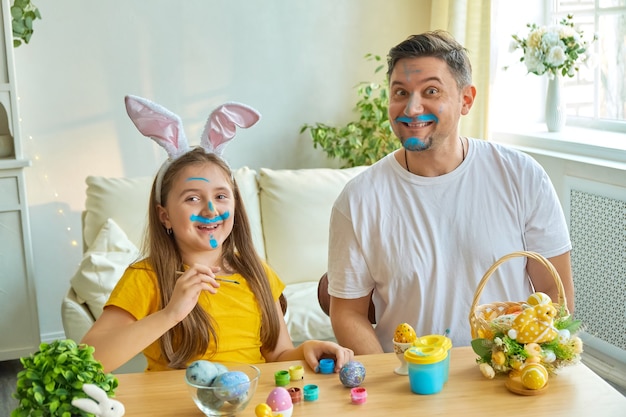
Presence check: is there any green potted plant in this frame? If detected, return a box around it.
[300,54,399,168]
[12,339,119,417]
[11,0,42,47]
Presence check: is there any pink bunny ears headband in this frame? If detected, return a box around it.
[124,95,261,204]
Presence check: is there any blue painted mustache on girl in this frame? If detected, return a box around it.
[395,114,439,124]
[190,212,231,224]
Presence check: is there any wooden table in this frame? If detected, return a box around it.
[114,347,625,416]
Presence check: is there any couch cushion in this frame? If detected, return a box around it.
[258,166,368,285]
[61,287,98,342]
[232,166,265,259]
[82,167,263,256]
[71,218,140,319]
[84,176,152,250]
[283,282,336,343]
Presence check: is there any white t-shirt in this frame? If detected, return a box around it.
[327,138,571,350]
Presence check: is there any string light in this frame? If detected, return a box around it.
[22,110,82,254]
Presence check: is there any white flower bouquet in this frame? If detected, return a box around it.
[510,14,596,78]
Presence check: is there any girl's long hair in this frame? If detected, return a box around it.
[142,147,281,368]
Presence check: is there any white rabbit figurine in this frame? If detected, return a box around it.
[71,383,125,417]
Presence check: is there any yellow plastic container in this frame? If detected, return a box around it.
[404,346,448,395]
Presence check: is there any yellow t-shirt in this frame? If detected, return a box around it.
[105,259,285,371]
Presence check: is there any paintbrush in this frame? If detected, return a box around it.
[175,270,240,284]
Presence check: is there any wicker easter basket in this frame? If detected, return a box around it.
[468,251,568,340]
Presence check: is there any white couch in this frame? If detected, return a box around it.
[61,165,367,373]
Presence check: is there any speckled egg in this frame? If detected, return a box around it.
[213,362,229,376]
[339,361,366,388]
[186,360,219,386]
[197,387,225,409]
[393,323,417,343]
[266,387,293,417]
[213,371,251,401]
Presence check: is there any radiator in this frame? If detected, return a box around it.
[564,176,626,391]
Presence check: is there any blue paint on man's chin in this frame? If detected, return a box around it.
[403,137,428,151]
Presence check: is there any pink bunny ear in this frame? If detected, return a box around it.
[125,95,189,159]
[200,102,261,156]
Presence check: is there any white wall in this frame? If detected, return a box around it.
[13,0,430,341]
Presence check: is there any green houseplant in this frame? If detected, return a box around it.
[11,0,42,47]
[300,54,399,168]
[12,339,119,417]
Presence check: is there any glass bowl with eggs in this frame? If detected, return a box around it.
[185,360,260,417]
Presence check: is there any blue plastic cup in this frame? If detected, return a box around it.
[414,334,453,382]
[404,346,448,395]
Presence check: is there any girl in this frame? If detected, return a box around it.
[81,96,353,373]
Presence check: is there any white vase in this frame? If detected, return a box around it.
[545,76,566,132]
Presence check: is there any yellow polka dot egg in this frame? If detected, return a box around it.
[521,363,549,390]
[393,323,417,343]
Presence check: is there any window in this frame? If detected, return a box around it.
[552,0,626,131]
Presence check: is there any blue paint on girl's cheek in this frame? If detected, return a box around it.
[209,234,218,249]
[190,211,231,223]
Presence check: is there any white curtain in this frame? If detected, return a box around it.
[429,0,491,139]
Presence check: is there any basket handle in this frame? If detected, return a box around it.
[469,251,568,319]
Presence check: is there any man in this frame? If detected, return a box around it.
[327,31,574,354]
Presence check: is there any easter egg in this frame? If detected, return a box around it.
[521,363,548,390]
[558,329,571,343]
[212,371,251,401]
[213,362,229,376]
[393,323,417,343]
[339,361,366,388]
[197,388,225,409]
[527,292,552,306]
[266,387,293,417]
[186,360,219,386]
[543,349,556,363]
[255,403,273,417]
